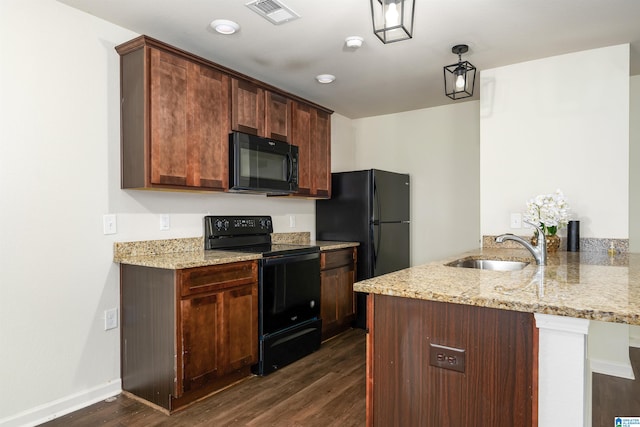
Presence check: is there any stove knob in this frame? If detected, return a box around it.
[215,219,230,231]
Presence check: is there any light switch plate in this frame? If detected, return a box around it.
[105,308,118,330]
[510,213,522,228]
[159,214,170,231]
[103,214,117,235]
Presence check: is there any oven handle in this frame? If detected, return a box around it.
[260,251,319,266]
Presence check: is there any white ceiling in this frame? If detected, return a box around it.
[58,0,640,119]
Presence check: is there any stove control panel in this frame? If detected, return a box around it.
[204,215,274,239]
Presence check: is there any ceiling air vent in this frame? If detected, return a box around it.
[246,0,300,25]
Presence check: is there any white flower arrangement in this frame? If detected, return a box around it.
[523,189,570,236]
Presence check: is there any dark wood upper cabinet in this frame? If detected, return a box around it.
[231,79,291,142]
[117,35,331,194]
[291,101,331,198]
[311,109,331,198]
[118,39,230,191]
[150,49,230,189]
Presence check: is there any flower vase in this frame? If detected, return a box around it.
[531,234,561,252]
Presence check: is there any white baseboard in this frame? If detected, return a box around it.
[590,358,636,380]
[0,380,121,427]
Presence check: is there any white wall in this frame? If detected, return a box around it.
[352,102,481,265]
[480,45,630,238]
[630,75,640,251]
[330,113,357,172]
[0,1,341,424]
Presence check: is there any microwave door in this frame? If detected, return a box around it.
[230,132,297,193]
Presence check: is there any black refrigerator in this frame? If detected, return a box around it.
[315,169,410,328]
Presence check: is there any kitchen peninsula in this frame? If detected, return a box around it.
[356,247,640,426]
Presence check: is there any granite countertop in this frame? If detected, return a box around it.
[354,248,640,326]
[314,240,360,251]
[113,235,358,269]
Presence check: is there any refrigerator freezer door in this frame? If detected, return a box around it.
[373,222,410,276]
[372,170,410,223]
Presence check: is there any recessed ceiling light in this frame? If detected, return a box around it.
[315,74,336,84]
[345,36,364,49]
[210,19,240,35]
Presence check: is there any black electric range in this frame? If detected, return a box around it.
[204,215,319,256]
[203,215,322,375]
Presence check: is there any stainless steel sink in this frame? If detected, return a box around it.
[445,258,530,271]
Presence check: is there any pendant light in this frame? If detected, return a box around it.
[444,44,476,100]
[370,0,415,44]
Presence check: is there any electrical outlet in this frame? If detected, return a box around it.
[159,214,170,231]
[105,308,118,330]
[289,214,296,228]
[510,213,522,228]
[429,343,466,373]
[103,214,117,235]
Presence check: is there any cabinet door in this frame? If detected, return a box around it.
[264,91,291,142]
[231,78,265,137]
[222,283,259,373]
[189,63,230,189]
[150,48,189,186]
[336,264,355,324]
[320,269,339,339]
[320,248,356,340]
[231,79,291,142]
[291,101,331,198]
[181,292,222,393]
[291,102,313,196]
[311,109,331,197]
[150,48,229,190]
[321,265,356,340]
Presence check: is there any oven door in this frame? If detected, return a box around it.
[259,252,320,336]
[229,131,299,193]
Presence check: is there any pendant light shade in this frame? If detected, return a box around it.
[370,0,415,44]
[444,44,476,100]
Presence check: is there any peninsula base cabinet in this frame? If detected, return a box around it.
[366,294,537,426]
[320,247,357,341]
[120,260,258,413]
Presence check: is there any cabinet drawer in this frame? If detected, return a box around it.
[321,248,355,270]
[179,261,258,296]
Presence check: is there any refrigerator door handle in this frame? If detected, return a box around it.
[374,178,382,224]
[372,179,382,271]
[370,226,378,272]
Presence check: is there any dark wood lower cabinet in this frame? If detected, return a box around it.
[366,294,537,426]
[121,261,258,413]
[320,247,357,341]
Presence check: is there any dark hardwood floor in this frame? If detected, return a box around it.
[42,328,366,427]
[592,346,640,426]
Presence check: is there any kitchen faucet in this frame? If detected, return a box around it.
[495,221,547,266]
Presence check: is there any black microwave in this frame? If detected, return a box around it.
[229,132,299,194]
